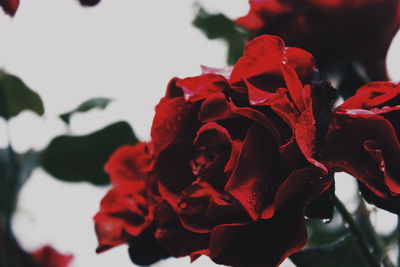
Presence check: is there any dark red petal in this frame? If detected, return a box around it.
[244,79,279,105]
[339,82,400,110]
[230,35,285,85]
[94,190,151,252]
[192,123,233,188]
[225,123,287,220]
[154,201,209,257]
[274,67,327,172]
[281,64,307,112]
[261,168,332,219]
[364,140,400,194]
[207,207,307,267]
[176,180,247,234]
[198,92,282,142]
[198,92,237,123]
[323,111,400,198]
[284,47,315,83]
[194,122,231,149]
[128,228,170,266]
[165,77,184,99]
[0,0,19,16]
[151,97,195,157]
[104,143,150,194]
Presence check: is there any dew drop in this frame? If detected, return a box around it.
[322,218,332,224]
[379,163,385,172]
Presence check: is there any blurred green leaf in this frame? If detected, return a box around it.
[60,97,112,125]
[0,70,44,120]
[307,216,347,247]
[0,148,40,220]
[291,234,369,267]
[193,8,247,65]
[40,121,137,185]
[16,150,41,189]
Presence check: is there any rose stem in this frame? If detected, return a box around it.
[333,195,380,267]
[397,216,400,267]
[354,198,394,267]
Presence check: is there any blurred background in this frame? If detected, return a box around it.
[0,0,399,266]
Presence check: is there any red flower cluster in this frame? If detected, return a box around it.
[31,245,73,267]
[236,0,400,80]
[94,35,340,266]
[94,32,400,266]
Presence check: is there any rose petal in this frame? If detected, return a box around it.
[225,123,287,220]
[207,206,307,267]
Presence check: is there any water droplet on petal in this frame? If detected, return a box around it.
[322,218,332,224]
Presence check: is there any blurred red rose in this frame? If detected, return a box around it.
[0,0,18,16]
[94,35,337,267]
[31,246,73,267]
[78,0,101,7]
[0,0,100,16]
[236,0,400,81]
[323,82,400,213]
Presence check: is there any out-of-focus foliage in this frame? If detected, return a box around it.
[291,234,369,267]
[41,121,137,185]
[0,70,44,120]
[60,97,112,125]
[193,7,247,65]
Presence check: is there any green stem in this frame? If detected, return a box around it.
[354,199,395,267]
[397,216,400,267]
[333,195,380,267]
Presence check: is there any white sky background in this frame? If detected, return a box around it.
[0,0,399,266]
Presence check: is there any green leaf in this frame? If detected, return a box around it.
[0,70,44,120]
[291,234,370,267]
[193,8,247,65]
[40,121,138,185]
[60,97,112,124]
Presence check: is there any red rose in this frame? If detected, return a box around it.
[323,82,400,213]
[149,35,334,267]
[236,0,400,81]
[31,246,73,267]
[0,0,19,16]
[95,35,336,267]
